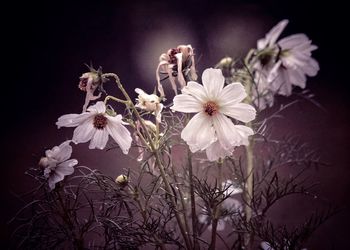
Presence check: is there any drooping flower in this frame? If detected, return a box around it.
[156,44,198,97]
[39,140,77,190]
[78,72,104,112]
[135,88,163,123]
[56,101,132,153]
[253,19,319,100]
[171,68,256,161]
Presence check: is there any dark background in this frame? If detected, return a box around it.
[3,0,349,249]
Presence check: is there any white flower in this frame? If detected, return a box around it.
[260,241,307,250]
[252,70,275,110]
[171,68,256,161]
[78,72,102,112]
[56,101,132,153]
[222,179,243,196]
[39,140,77,190]
[135,88,163,122]
[254,19,319,98]
[198,198,243,231]
[156,44,198,97]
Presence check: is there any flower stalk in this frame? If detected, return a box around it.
[104,73,192,249]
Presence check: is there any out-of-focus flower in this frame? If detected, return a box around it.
[56,101,132,153]
[115,174,128,186]
[39,140,77,190]
[253,19,319,102]
[260,241,307,250]
[156,44,197,97]
[198,179,243,231]
[135,88,163,123]
[222,179,243,196]
[171,68,256,161]
[79,72,103,112]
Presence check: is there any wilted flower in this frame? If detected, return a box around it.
[39,140,77,190]
[135,88,163,123]
[253,19,319,100]
[171,68,256,161]
[79,71,103,112]
[56,101,132,153]
[156,44,197,97]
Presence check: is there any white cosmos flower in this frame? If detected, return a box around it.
[56,101,132,153]
[39,140,77,190]
[254,19,319,98]
[171,68,256,161]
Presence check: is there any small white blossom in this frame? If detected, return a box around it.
[39,140,77,190]
[171,68,256,161]
[56,101,132,153]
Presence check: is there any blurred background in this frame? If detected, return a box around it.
[3,0,349,248]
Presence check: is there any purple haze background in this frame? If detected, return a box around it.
[2,0,349,249]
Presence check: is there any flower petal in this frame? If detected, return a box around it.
[89,128,109,150]
[202,68,225,99]
[106,115,132,154]
[212,114,253,149]
[257,19,289,49]
[171,93,203,113]
[218,82,247,106]
[56,113,92,128]
[181,81,208,103]
[181,112,216,152]
[205,141,233,161]
[52,140,73,162]
[220,103,256,123]
[72,118,95,144]
[87,101,106,114]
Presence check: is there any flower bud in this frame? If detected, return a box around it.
[115,174,128,186]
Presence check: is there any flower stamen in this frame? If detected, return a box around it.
[93,114,108,129]
[203,101,218,116]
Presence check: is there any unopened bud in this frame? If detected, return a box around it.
[115,174,128,186]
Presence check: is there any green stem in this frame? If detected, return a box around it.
[209,159,223,250]
[104,73,192,250]
[188,148,199,250]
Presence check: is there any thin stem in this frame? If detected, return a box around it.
[209,159,223,250]
[188,148,199,250]
[244,136,254,249]
[104,73,192,250]
[103,95,128,105]
[242,53,256,249]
